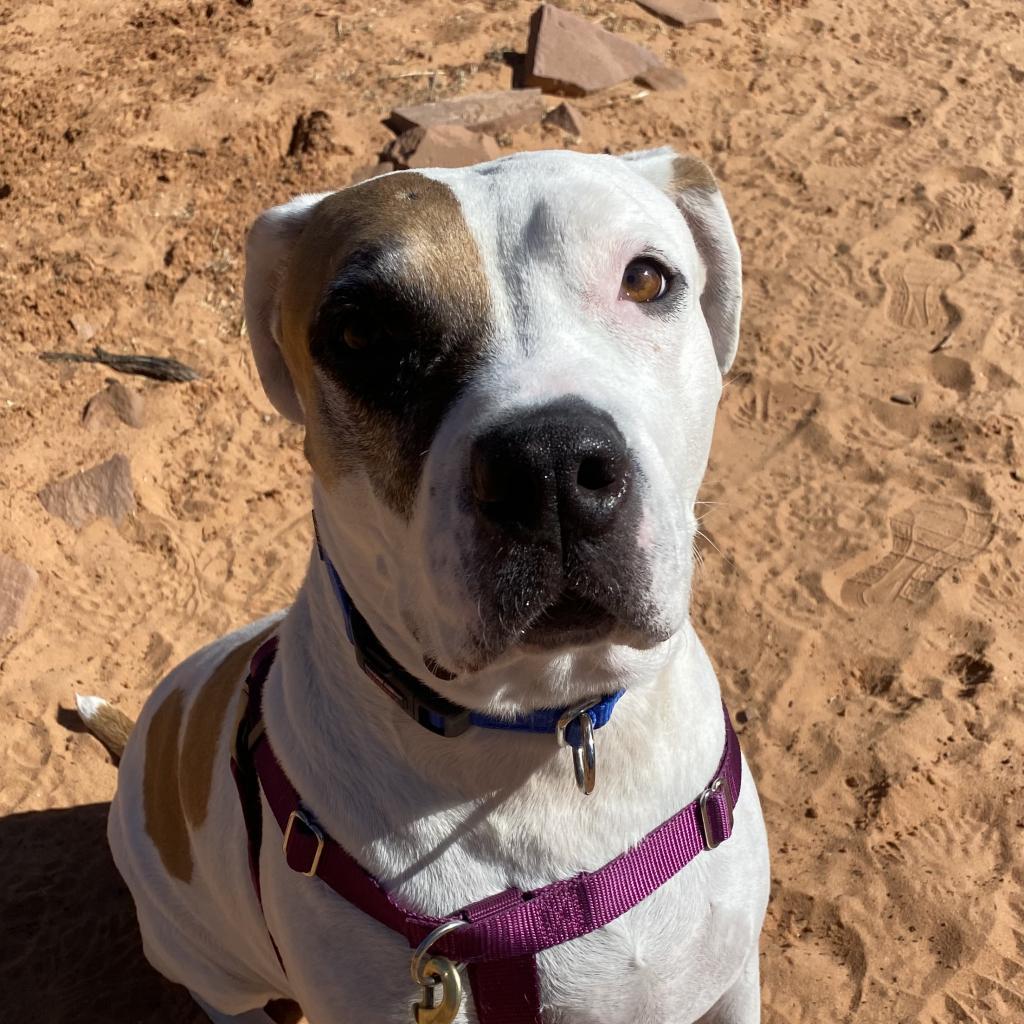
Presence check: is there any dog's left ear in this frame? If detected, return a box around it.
[243,192,332,424]
[621,148,742,375]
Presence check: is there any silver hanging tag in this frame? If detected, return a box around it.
[556,699,600,795]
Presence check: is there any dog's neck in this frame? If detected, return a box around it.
[260,496,728,900]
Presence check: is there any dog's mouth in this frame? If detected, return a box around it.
[440,578,667,674]
[519,588,616,650]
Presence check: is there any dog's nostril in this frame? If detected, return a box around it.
[471,450,513,507]
[471,447,538,530]
[577,455,618,492]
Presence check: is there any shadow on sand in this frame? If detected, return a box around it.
[0,801,205,1023]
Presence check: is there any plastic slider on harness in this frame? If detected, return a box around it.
[699,775,735,850]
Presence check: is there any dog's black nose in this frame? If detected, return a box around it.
[470,398,632,545]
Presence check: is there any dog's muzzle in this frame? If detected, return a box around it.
[467,397,652,650]
[470,397,633,545]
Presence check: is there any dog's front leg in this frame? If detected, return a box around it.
[695,945,761,1024]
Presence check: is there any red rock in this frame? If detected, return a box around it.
[634,0,723,28]
[525,4,661,97]
[0,555,38,636]
[287,110,333,157]
[83,380,145,429]
[38,454,135,529]
[350,161,396,185]
[543,102,586,136]
[385,126,501,171]
[635,65,688,92]
[388,89,546,135]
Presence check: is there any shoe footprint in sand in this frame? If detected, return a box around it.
[881,257,960,335]
[840,498,993,607]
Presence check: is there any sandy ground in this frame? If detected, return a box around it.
[2,0,1023,1021]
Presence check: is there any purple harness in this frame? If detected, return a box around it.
[232,636,742,1022]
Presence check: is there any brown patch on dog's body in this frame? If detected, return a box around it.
[181,624,277,828]
[277,172,493,514]
[144,626,277,880]
[143,688,192,882]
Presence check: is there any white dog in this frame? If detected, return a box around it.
[80,147,769,1024]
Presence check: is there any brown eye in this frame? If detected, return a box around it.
[620,259,668,303]
[343,322,371,350]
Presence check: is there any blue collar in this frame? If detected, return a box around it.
[312,516,625,753]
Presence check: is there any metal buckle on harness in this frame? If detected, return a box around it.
[699,776,734,850]
[410,920,467,1024]
[556,699,600,796]
[283,808,325,877]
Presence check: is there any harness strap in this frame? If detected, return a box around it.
[234,636,742,1022]
[467,958,542,1024]
[231,637,286,970]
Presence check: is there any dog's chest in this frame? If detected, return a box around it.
[533,863,758,1024]
[266,769,766,1024]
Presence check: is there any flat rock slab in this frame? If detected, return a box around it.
[38,454,135,529]
[0,555,38,636]
[543,101,586,136]
[83,380,145,429]
[388,89,546,135]
[525,4,661,96]
[634,0,723,27]
[385,126,501,170]
[635,65,688,91]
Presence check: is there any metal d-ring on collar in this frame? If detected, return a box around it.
[556,698,600,795]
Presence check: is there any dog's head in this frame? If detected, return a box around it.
[244,148,740,707]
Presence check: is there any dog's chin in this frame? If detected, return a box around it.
[517,590,617,652]
[433,596,674,678]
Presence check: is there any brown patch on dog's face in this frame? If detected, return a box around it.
[180,625,277,829]
[143,687,192,882]
[670,155,718,193]
[277,172,492,515]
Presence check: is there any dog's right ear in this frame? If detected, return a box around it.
[243,193,331,424]
[619,148,742,375]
